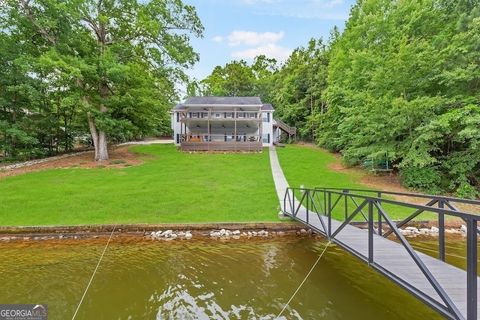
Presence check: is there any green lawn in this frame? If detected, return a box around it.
[0,144,429,226]
[276,144,365,189]
[276,145,425,221]
[0,144,279,226]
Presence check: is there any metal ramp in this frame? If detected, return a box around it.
[282,187,480,320]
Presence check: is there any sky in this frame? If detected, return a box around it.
[184,0,356,81]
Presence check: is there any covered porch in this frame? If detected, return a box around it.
[179,119,263,151]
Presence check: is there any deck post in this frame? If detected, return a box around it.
[292,189,297,216]
[377,191,382,236]
[466,218,477,320]
[343,189,348,220]
[327,192,332,238]
[438,199,445,261]
[306,190,309,224]
[368,200,374,264]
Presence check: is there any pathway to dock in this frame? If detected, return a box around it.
[268,146,479,320]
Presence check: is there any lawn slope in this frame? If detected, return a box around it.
[0,144,278,226]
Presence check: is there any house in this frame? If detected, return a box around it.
[171,96,295,151]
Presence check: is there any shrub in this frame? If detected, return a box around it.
[455,182,478,200]
[400,166,442,194]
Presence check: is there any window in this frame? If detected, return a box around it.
[176,112,179,122]
[176,134,180,144]
[262,133,270,143]
[262,112,270,122]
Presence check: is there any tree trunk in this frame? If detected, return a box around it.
[87,113,108,161]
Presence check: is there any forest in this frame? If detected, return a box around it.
[1,0,479,197]
[199,0,480,198]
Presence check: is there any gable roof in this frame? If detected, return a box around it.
[173,96,274,111]
[185,96,262,105]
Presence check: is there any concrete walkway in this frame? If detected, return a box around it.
[269,147,291,211]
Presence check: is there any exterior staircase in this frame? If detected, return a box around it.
[274,118,296,137]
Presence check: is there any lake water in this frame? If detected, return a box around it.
[0,236,453,319]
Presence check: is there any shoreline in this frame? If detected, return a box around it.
[0,220,468,242]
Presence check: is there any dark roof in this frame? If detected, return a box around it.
[173,97,275,111]
[185,96,262,105]
[261,103,274,111]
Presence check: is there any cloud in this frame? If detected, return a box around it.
[212,36,224,42]
[232,43,292,61]
[227,31,285,46]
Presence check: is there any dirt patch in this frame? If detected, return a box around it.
[0,146,145,179]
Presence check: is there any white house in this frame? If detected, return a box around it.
[171,96,294,152]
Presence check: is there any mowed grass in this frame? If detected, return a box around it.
[276,145,426,221]
[0,144,279,226]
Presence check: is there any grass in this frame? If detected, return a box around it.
[0,144,278,226]
[0,143,433,226]
[276,145,428,221]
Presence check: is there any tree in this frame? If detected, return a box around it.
[318,0,480,196]
[3,0,203,161]
[270,38,330,140]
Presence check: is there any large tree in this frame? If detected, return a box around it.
[319,0,480,197]
[2,0,203,160]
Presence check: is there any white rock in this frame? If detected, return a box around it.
[225,230,232,236]
[430,226,439,233]
[460,225,467,233]
[170,233,177,239]
[247,231,252,237]
[155,231,163,238]
[419,228,430,235]
[233,235,240,240]
[233,230,241,235]
[162,230,173,237]
[185,232,192,239]
[252,231,258,236]
[178,231,185,237]
[219,229,226,236]
[300,229,307,234]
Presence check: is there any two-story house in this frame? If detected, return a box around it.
[171,96,282,151]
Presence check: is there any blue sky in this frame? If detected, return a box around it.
[185,0,356,81]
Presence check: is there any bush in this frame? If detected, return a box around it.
[400,166,442,194]
[455,182,478,200]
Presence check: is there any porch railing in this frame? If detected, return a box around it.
[180,134,262,143]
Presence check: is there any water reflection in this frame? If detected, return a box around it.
[0,237,443,319]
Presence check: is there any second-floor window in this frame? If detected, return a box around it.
[263,112,270,123]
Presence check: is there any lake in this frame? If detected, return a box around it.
[0,236,454,319]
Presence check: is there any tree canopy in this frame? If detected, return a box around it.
[0,0,203,161]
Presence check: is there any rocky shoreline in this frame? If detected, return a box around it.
[399,225,468,237]
[0,222,471,242]
[148,228,314,241]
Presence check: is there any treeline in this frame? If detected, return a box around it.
[0,0,202,161]
[200,0,480,198]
